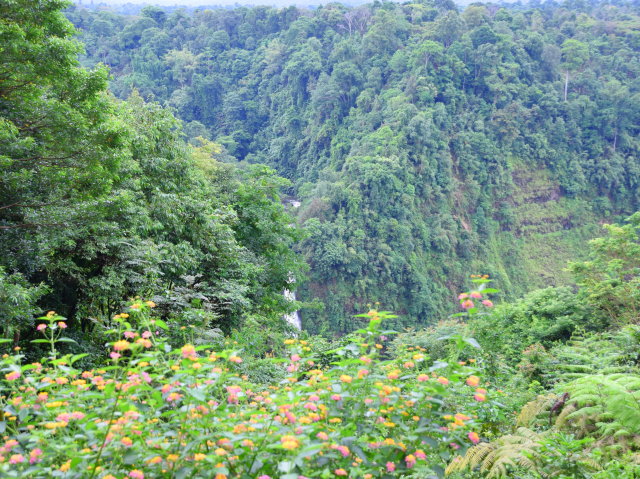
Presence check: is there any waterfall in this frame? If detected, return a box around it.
[283,279,301,330]
[283,198,302,330]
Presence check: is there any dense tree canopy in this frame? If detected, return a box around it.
[66,0,640,333]
[2,2,640,477]
[0,0,305,356]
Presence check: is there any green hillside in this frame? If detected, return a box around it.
[65,0,640,333]
[2,2,640,478]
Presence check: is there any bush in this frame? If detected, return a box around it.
[469,287,592,365]
[392,319,469,365]
[0,267,48,354]
[0,304,499,478]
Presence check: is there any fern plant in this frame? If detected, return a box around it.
[446,393,562,478]
[561,373,640,452]
[516,393,558,429]
[446,427,545,478]
[543,328,640,384]
[448,373,640,477]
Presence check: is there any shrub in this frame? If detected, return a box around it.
[0,304,498,478]
[0,268,48,354]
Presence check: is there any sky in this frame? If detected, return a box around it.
[73,0,367,5]
[72,0,499,9]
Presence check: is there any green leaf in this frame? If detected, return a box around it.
[431,465,446,478]
[175,467,192,479]
[464,338,481,349]
[480,287,500,293]
[351,445,368,463]
[295,444,322,461]
[429,361,449,371]
[187,387,206,402]
[70,353,89,364]
[154,319,169,331]
[249,458,264,474]
[278,461,294,473]
[123,451,138,464]
[18,408,29,421]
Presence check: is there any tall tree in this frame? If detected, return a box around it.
[0,0,124,267]
[561,39,589,101]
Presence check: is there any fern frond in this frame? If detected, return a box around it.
[567,405,602,419]
[560,373,640,446]
[446,442,494,474]
[447,428,543,478]
[467,442,494,467]
[554,403,576,428]
[581,458,603,471]
[517,394,557,427]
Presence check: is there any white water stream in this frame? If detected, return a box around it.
[283,277,302,330]
[283,198,302,330]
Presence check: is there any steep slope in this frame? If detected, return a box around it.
[0,0,305,355]
[66,0,640,333]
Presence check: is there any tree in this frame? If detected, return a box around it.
[415,39,444,71]
[340,5,372,35]
[432,10,464,47]
[560,39,588,101]
[569,213,640,326]
[64,0,640,335]
[0,0,123,243]
[141,5,166,26]
[1,1,308,352]
[0,268,48,349]
[164,48,199,87]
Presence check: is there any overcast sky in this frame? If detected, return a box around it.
[72,0,489,8]
[73,0,365,5]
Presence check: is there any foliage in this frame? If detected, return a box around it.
[444,250,640,478]
[531,433,601,479]
[569,212,640,327]
[3,1,640,476]
[0,306,497,478]
[449,371,640,478]
[393,275,498,364]
[561,374,640,451]
[66,0,640,332]
[541,328,640,385]
[0,0,123,235]
[469,287,594,365]
[392,319,468,365]
[0,0,307,357]
[0,268,48,348]
[592,460,640,478]
[446,427,544,478]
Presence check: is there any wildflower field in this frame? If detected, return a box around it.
[0,295,496,478]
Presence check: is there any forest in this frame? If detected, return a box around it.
[65,0,640,332]
[63,1,640,334]
[0,0,639,477]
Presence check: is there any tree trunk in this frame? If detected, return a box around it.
[564,70,569,102]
